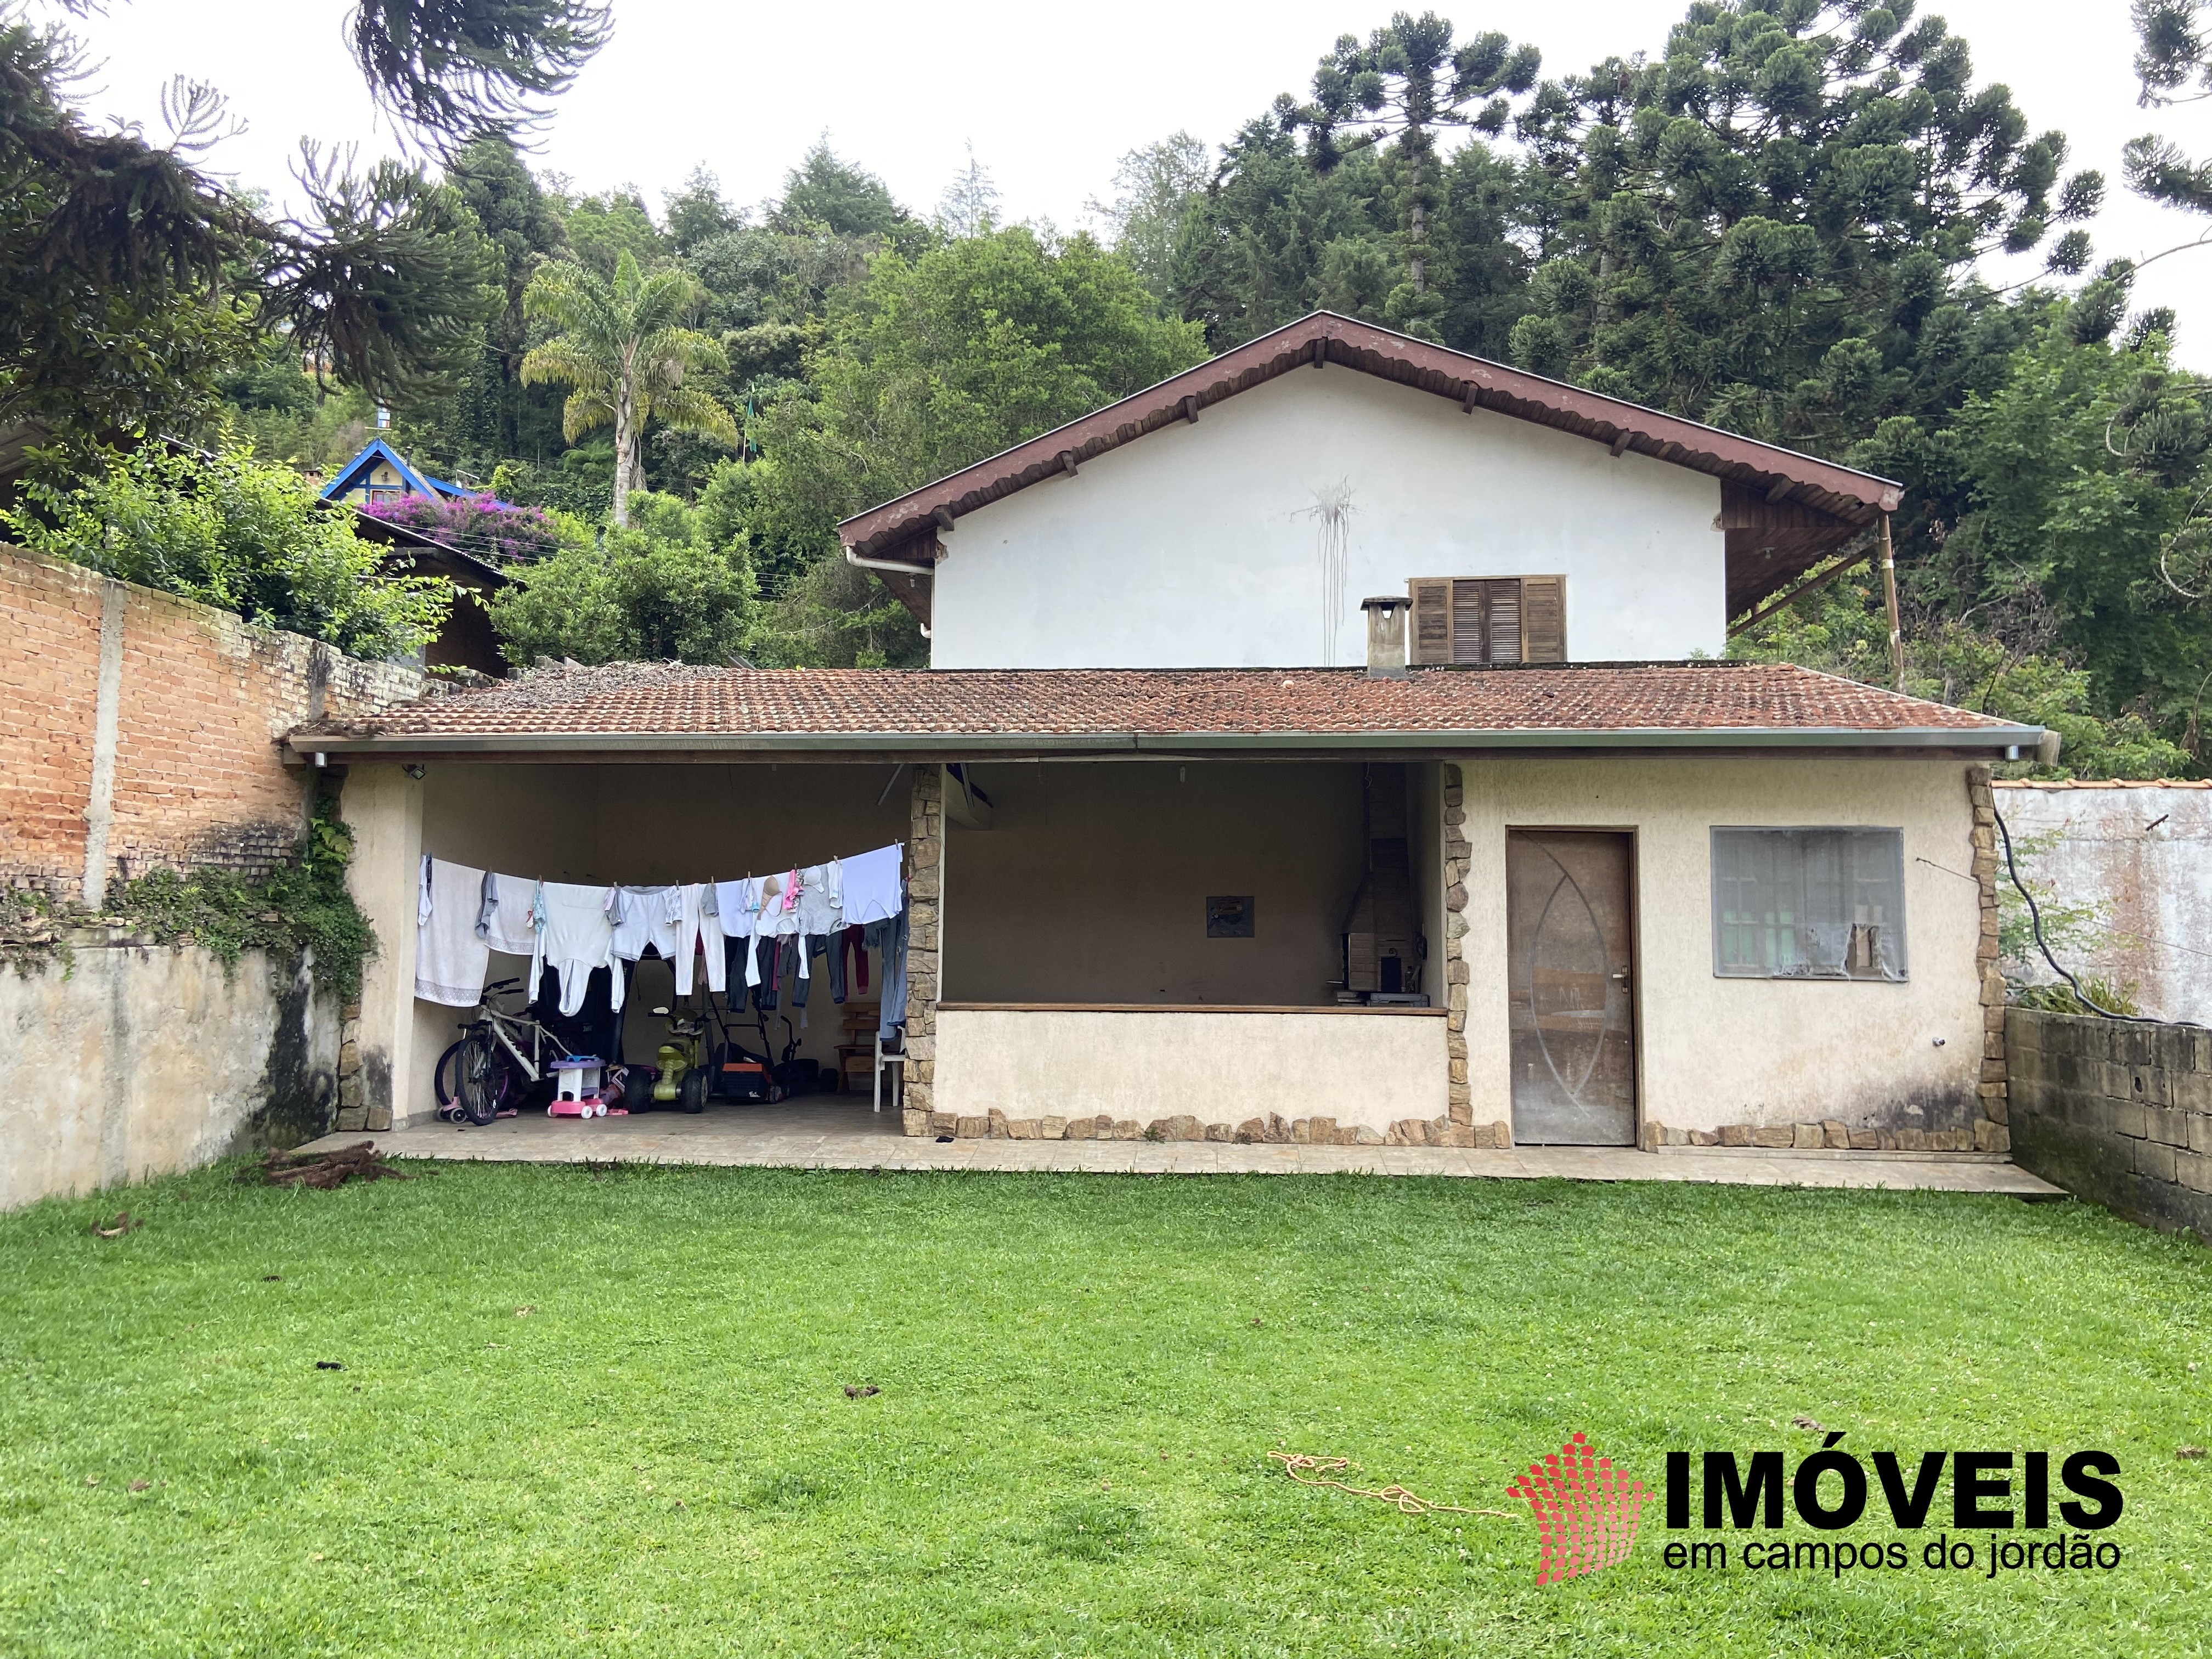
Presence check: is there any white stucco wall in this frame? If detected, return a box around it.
[1455,755,1987,1137]
[927,365,1726,669]
[934,1007,1447,1132]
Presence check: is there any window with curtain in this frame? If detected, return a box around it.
[1711,827,1908,981]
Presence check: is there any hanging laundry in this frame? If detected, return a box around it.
[830,923,868,1004]
[535,882,623,1018]
[750,935,780,1010]
[779,934,811,1025]
[676,882,726,997]
[758,868,803,937]
[793,861,841,981]
[713,876,758,940]
[416,856,492,1007]
[840,844,903,926]
[798,860,843,929]
[865,907,910,1042]
[477,874,541,956]
[611,885,683,964]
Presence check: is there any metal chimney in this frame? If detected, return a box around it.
[1360,595,1410,679]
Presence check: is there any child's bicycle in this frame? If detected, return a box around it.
[435,978,562,1125]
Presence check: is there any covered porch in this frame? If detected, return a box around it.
[335,747,1459,1142]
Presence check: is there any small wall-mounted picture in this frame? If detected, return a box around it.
[1206,895,1255,938]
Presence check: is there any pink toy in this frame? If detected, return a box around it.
[549,1056,608,1116]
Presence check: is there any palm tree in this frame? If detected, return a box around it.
[520,250,737,525]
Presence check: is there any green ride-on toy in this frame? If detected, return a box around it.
[648,1000,713,1113]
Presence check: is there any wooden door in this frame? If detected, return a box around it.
[1506,831,1637,1146]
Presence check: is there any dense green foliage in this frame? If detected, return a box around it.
[8,1,2209,770]
[486,484,755,665]
[2,441,449,659]
[740,225,1207,665]
[3,1161,2208,1655]
[520,250,736,524]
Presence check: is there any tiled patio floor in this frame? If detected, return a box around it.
[298,1103,2065,1195]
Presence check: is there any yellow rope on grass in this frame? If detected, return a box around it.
[1267,1451,1520,1518]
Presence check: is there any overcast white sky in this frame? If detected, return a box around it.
[56,0,2212,365]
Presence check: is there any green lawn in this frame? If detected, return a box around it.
[1,1162,2207,1657]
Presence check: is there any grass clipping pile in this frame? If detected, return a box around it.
[240,1141,411,1190]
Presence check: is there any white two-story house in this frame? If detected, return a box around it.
[301,314,2043,1154]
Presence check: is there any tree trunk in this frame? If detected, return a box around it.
[611,363,638,528]
[1409,201,1426,295]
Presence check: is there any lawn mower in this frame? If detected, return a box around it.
[633,992,779,1111]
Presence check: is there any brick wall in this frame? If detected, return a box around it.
[2007,1007,2212,1238]
[1,546,426,898]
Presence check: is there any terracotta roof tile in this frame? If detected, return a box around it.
[295,662,2031,754]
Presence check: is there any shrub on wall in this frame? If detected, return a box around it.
[4,441,450,659]
[357,490,584,564]
[0,797,376,1000]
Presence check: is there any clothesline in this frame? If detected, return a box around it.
[415,843,909,1039]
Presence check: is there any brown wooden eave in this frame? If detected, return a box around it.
[839,313,1900,623]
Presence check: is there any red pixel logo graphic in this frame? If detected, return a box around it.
[1509,1432,1651,1584]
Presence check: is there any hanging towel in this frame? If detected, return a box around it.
[415,857,492,1007]
[611,884,684,963]
[478,873,541,955]
[840,844,903,926]
[535,882,623,1018]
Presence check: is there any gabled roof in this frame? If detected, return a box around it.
[837,312,1903,620]
[286,661,2034,761]
[319,437,469,503]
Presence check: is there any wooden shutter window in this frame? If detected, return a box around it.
[1520,574,1565,662]
[1406,575,1567,664]
[1482,579,1520,663]
[1408,579,1452,665]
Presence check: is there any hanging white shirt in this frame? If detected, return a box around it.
[839,844,904,926]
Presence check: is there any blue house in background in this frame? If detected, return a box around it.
[318,438,473,507]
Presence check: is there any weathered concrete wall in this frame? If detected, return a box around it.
[2007,1007,2212,1239]
[930,1007,1451,1142]
[1992,780,2212,1025]
[0,940,341,1209]
[0,545,424,902]
[1452,753,1993,1145]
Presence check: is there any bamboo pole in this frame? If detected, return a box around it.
[1726,542,1872,639]
[1878,514,1904,690]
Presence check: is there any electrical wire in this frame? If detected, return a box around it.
[1991,799,2161,1025]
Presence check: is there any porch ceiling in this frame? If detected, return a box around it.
[286,661,2040,761]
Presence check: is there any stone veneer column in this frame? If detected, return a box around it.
[1441,763,1480,1135]
[1967,764,2011,1152]
[899,764,944,1136]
